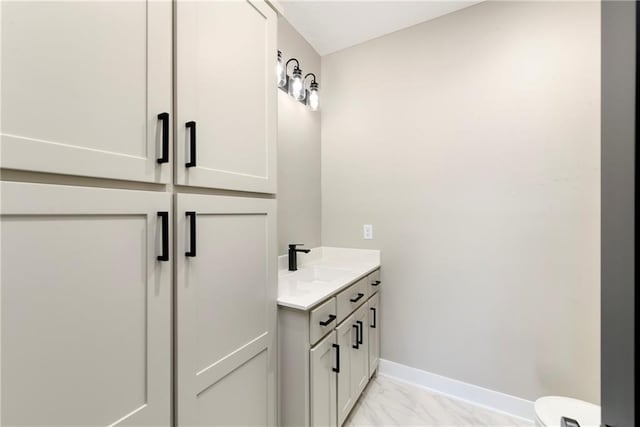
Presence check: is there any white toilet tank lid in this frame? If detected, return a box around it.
[534,396,600,427]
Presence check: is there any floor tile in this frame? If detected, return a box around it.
[344,375,534,427]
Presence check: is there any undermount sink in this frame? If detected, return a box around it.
[288,266,351,283]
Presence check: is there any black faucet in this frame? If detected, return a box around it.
[288,244,311,271]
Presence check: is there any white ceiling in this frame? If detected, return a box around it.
[279,1,484,56]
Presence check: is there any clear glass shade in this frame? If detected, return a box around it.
[277,57,286,88]
[308,88,319,111]
[289,73,305,101]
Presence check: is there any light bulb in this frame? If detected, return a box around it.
[292,77,304,100]
[289,67,305,101]
[308,85,319,111]
[277,51,286,87]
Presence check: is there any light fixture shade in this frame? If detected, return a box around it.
[277,51,287,88]
[308,82,319,111]
[289,67,305,101]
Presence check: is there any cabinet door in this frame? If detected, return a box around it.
[0,182,171,426]
[175,0,277,193]
[368,293,381,377]
[336,313,356,426]
[0,1,172,183]
[310,331,338,427]
[176,194,277,426]
[351,304,369,398]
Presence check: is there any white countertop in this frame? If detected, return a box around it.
[277,247,381,311]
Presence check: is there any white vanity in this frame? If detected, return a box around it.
[278,247,381,427]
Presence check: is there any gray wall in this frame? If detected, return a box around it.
[601,1,635,425]
[321,1,601,402]
[277,18,322,255]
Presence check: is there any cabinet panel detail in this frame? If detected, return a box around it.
[310,332,338,427]
[175,0,277,193]
[0,182,172,426]
[0,1,172,182]
[176,194,277,426]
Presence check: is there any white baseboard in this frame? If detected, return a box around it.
[378,359,535,422]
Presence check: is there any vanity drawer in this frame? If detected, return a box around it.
[369,269,381,296]
[336,277,368,323]
[309,297,337,345]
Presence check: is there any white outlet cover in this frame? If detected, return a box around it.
[363,224,373,240]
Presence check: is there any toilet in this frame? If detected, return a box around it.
[534,396,601,427]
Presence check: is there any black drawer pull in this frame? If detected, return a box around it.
[157,211,169,261]
[352,324,360,349]
[332,343,340,373]
[372,280,381,286]
[319,314,336,326]
[185,121,197,168]
[370,307,377,328]
[185,211,197,257]
[357,320,364,344]
[350,293,365,303]
[157,112,169,164]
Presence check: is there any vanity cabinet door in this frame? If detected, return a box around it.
[0,1,172,183]
[336,313,356,426]
[351,304,370,398]
[1,182,172,426]
[368,293,381,377]
[310,331,338,427]
[175,0,277,193]
[175,194,277,426]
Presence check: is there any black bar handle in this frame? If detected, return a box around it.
[185,211,197,257]
[319,314,336,327]
[350,293,365,303]
[372,280,381,286]
[357,320,364,344]
[370,307,377,328]
[185,121,197,168]
[157,112,169,164]
[332,343,340,373]
[352,324,360,349]
[157,211,169,261]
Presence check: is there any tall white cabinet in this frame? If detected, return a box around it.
[175,0,277,193]
[0,182,172,426]
[0,1,172,183]
[175,194,277,426]
[1,0,278,425]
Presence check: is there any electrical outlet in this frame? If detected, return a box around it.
[363,224,373,240]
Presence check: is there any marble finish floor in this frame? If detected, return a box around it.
[344,375,534,427]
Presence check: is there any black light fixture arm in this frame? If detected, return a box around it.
[304,73,317,84]
[285,58,300,72]
[304,73,319,93]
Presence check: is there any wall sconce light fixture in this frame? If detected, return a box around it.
[277,51,319,111]
[277,50,287,88]
[288,59,305,101]
[305,73,319,111]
